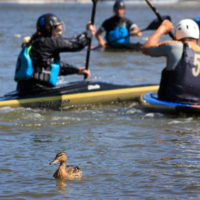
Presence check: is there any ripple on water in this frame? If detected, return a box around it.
[1,3,200,200]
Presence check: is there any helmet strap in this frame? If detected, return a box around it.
[49,21,53,37]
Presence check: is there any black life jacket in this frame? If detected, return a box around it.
[158,42,200,104]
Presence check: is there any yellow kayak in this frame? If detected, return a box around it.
[0,80,159,109]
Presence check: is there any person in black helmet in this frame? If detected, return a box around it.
[15,13,96,91]
[95,0,142,47]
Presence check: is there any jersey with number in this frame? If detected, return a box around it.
[100,15,137,44]
[150,41,200,103]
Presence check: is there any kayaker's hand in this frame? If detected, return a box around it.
[86,22,96,35]
[159,20,173,35]
[95,29,105,47]
[131,27,142,37]
[78,67,91,78]
[99,38,105,47]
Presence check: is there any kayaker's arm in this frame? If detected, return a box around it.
[47,22,95,53]
[131,26,142,37]
[59,62,79,75]
[77,67,91,78]
[56,30,93,52]
[142,19,173,55]
[95,29,105,47]
[59,62,91,78]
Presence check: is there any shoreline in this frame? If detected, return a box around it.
[0,0,200,8]
[0,0,198,3]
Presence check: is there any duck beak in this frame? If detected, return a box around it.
[50,159,59,165]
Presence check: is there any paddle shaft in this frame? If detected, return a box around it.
[85,0,97,79]
[145,0,175,40]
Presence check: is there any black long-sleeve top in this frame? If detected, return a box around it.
[30,30,92,75]
[17,30,92,91]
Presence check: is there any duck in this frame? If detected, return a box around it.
[50,152,82,179]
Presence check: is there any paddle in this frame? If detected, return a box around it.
[145,0,175,40]
[140,15,171,32]
[110,15,171,44]
[84,0,98,80]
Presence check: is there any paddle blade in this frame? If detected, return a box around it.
[145,15,171,30]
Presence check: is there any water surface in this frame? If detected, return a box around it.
[1,2,200,199]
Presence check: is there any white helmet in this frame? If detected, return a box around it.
[174,19,199,40]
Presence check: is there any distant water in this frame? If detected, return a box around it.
[0,0,197,4]
[1,2,200,200]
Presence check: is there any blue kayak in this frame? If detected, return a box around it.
[139,92,200,114]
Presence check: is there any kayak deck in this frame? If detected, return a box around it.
[0,81,159,109]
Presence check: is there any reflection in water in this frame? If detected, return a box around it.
[55,179,68,197]
[57,179,67,189]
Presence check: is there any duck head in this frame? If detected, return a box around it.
[50,152,68,165]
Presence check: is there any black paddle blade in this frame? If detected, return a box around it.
[145,15,171,30]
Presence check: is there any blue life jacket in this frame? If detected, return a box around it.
[14,46,60,87]
[108,26,130,44]
[47,61,60,87]
[15,46,33,81]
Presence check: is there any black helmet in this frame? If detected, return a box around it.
[36,13,63,35]
[113,0,125,10]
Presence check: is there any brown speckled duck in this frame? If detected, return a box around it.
[50,152,82,179]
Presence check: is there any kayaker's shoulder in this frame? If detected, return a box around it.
[158,40,183,46]
[188,42,200,52]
